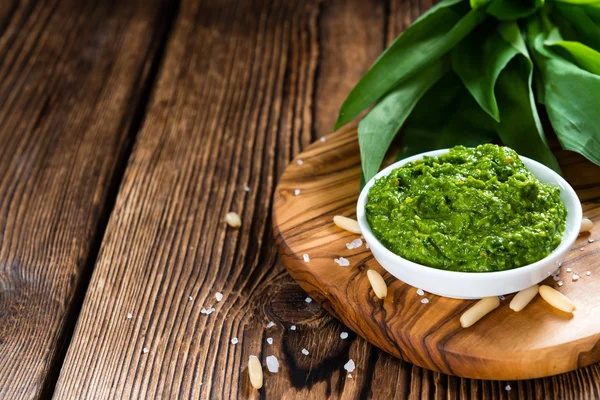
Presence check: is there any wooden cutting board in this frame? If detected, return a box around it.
[272,126,600,380]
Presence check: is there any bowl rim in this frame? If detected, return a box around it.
[356,148,582,279]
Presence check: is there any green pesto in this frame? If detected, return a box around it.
[366,144,567,272]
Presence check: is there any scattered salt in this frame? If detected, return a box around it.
[498,295,505,301]
[505,384,511,391]
[421,298,429,304]
[297,159,304,165]
[346,238,363,250]
[344,359,356,372]
[305,297,312,303]
[204,307,215,315]
[553,275,560,281]
[416,288,424,296]
[294,189,301,196]
[348,374,353,379]
[290,325,296,331]
[334,257,350,267]
[340,332,348,340]
[127,313,133,319]
[580,247,585,251]
[143,348,149,354]
[244,185,250,192]
[215,292,223,302]
[303,254,310,262]
[589,238,595,243]
[320,136,326,142]
[231,338,238,345]
[267,338,273,345]
[586,271,591,276]
[567,268,572,273]
[266,355,279,373]
[558,280,564,287]
[573,274,580,281]
[266,321,276,328]
[189,296,193,301]
[301,348,309,355]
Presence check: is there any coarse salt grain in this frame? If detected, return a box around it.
[297,159,304,165]
[340,332,348,340]
[266,355,279,373]
[558,280,564,287]
[573,274,580,281]
[344,359,356,372]
[586,271,591,276]
[553,275,560,281]
[346,238,363,250]
[127,313,133,319]
[580,247,585,251]
[416,288,424,296]
[320,136,326,142]
[589,238,595,243]
[348,374,353,378]
[303,254,310,262]
[294,189,301,196]
[305,297,312,303]
[205,307,215,315]
[498,295,505,301]
[334,257,350,267]
[143,348,149,354]
[231,338,238,345]
[505,385,511,391]
[421,298,429,304]
[215,292,223,302]
[266,321,276,328]
[244,185,250,192]
[189,296,193,301]
[290,325,296,331]
[267,338,273,345]
[567,268,572,273]
[301,348,309,355]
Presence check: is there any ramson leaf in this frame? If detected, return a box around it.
[334,1,485,130]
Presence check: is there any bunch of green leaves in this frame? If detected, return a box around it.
[334,0,600,187]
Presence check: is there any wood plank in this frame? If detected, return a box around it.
[0,0,173,398]
[54,0,600,399]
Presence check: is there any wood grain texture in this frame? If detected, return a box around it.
[0,0,172,398]
[274,126,600,380]
[50,0,600,398]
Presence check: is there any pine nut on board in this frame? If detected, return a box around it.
[460,297,500,328]
[248,355,263,389]
[509,285,539,312]
[539,285,576,313]
[333,215,362,234]
[367,269,387,299]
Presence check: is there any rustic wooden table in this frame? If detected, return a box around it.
[0,0,599,399]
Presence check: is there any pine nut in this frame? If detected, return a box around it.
[248,355,263,389]
[509,285,539,312]
[460,297,500,328]
[367,269,387,299]
[539,285,576,313]
[580,218,593,233]
[225,212,242,228]
[333,215,362,234]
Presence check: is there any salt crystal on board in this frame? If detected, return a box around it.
[320,136,326,142]
[297,159,304,165]
[302,348,309,355]
[340,332,348,340]
[586,271,591,276]
[290,325,296,331]
[344,359,356,372]
[416,288,424,296]
[143,348,149,354]
[231,338,238,345]
[305,297,312,303]
[334,257,350,267]
[294,189,301,196]
[266,355,279,373]
[189,296,193,301]
[303,254,310,262]
[215,292,223,302]
[421,298,429,304]
[244,185,250,192]
[505,385,511,391]
[267,338,273,345]
[127,313,133,319]
[266,321,276,328]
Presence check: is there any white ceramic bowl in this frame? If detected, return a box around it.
[357,149,582,299]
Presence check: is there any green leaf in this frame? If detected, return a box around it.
[527,20,600,166]
[451,22,520,121]
[545,37,600,74]
[470,0,492,8]
[547,0,600,4]
[357,59,449,185]
[334,1,485,131]
[554,4,600,50]
[486,0,542,20]
[398,72,498,159]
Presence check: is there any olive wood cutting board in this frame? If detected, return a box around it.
[272,126,600,380]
